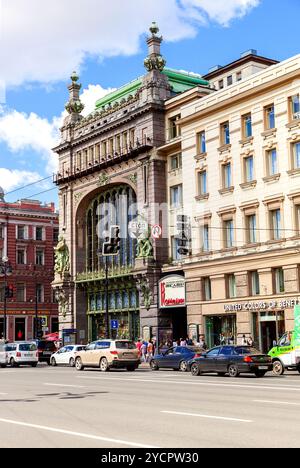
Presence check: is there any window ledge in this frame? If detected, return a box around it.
[240,180,257,189]
[195,194,209,201]
[266,238,286,245]
[243,242,261,249]
[168,168,182,176]
[218,144,231,154]
[286,120,300,129]
[194,152,207,161]
[219,247,238,254]
[261,128,277,138]
[239,136,254,146]
[219,186,234,195]
[287,168,300,177]
[263,174,281,183]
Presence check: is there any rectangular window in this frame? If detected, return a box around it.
[223,163,232,189]
[227,76,233,86]
[168,115,180,140]
[270,209,282,240]
[36,284,44,303]
[198,131,206,154]
[53,228,59,243]
[16,283,25,302]
[0,226,4,240]
[221,122,230,145]
[246,214,257,244]
[17,249,26,265]
[129,129,135,147]
[170,153,182,171]
[200,224,210,252]
[291,95,300,120]
[251,271,260,296]
[17,226,25,240]
[274,268,285,294]
[265,105,275,130]
[295,205,300,235]
[224,220,234,248]
[35,227,43,241]
[35,249,44,266]
[170,185,183,209]
[267,149,278,176]
[218,80,224,90]
[292,142,300,169]
[228,274,236,298]
[244,156,254,182]
[243,114,252,138]
[236,71,242,82]
[198,171,207,196]
[171,237,181,261]
[203,277,212,301]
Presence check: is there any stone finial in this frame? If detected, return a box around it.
[144,22,166,72]
[65,71,84,116]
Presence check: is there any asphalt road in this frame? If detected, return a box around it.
[0,364,300,448]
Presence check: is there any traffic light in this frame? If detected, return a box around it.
[5,285,13,299]
[35,317,43,339]
[102,225,121,256]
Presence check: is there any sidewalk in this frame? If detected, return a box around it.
[139,362,151,369]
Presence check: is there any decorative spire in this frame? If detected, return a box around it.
[65,71,84,117]
[144,22,166,73]
[0,187,5,202]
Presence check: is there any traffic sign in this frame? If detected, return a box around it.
[151,225,162,240]
[111,320,119,330]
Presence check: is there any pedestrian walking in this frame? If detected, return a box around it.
[247,336,254,347]
[186,337,194,346]
[146,340,154,362]
[141,341,148,362]
[242,334,247,345]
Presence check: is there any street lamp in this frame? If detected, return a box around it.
[29,264,38,340]
[0,256,13,341]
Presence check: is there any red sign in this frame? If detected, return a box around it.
[159,275,186,309]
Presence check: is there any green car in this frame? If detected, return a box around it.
[268,331,300,375]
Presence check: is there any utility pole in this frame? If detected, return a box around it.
[0,257,13,341]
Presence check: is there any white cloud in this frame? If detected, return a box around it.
[0,168,41,193]
[2,0,260,87]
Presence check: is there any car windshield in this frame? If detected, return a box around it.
[115,341,136,350]
[19,344,37,352]
[234,347,261,355]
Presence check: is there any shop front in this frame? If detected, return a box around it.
[205,315,237,349]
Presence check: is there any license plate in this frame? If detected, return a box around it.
[123,353,133,357]
[258,366,268,370]
[23,353,33,357]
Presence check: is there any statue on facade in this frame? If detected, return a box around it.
[54,236,70,277]
[137,278,153,311]
[55,288,69,318]
[136,229,154,259]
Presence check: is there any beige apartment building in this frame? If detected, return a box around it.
[161,53,300,353]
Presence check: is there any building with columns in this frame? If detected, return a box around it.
[52,24,211,345]
[161,52,300,353]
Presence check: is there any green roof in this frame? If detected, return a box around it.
[95,68,208,110]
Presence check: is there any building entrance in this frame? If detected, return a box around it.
[15,318,26,341]
[172,307,187,343]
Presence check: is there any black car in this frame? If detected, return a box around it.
[188,346,273,378]
[150,346,203,372]
[32,340,57,365]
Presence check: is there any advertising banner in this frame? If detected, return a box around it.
[294,305,300,346]
[159,275,186,309]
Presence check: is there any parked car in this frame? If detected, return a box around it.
[75,340,140,372]
[50,345,86,367]
[150,346,203,372]
[188,345,273,378]
[0,342,7,368]
[32,340,58,365]
[5,342,38,367]
[269,331,300,375]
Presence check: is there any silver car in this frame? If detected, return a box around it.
[5,342,38,367]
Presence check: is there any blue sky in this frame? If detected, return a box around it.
[1,0,300,206]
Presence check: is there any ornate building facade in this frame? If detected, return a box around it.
[53,24,211,344]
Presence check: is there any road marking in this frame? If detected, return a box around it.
[161,411,252,423]
[253,399,300,406]
[43,383,87,389]
[0,417,159,448]
[77,376,300,392]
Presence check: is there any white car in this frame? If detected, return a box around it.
[50,345,86,367]
[0,341,6,368]
[5,342,38,367]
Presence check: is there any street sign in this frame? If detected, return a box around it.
[176,215,191,257]
[111,320,119,330]
[151,225,162,240]
[128,215,148,240]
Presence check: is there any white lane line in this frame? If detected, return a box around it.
[43,383,87,389]
[161,411,252,423]
[0,417,159,448]
[254,399,300,406]
[77,376,300,392]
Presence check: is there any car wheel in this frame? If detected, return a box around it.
[254,370,266,378]
[126,366,136,372]
[297,365,300,374]
[75,357,84,371]
[100,357,109,372]
[191,363,201,376]
[69,358,75,367]
[273,360,284,376]
[179,360,188,372]
[150,360,159,371]
[51,358,57,367]
[46,360,51,366]
[0,365,6,368]
[228,364,239,378]
[10,358,17,368]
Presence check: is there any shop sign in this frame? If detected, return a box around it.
[159,275,186,309]
[224,297,300,312]
[294,305,300,347]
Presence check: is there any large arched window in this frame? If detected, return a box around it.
[86,185,136,271]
